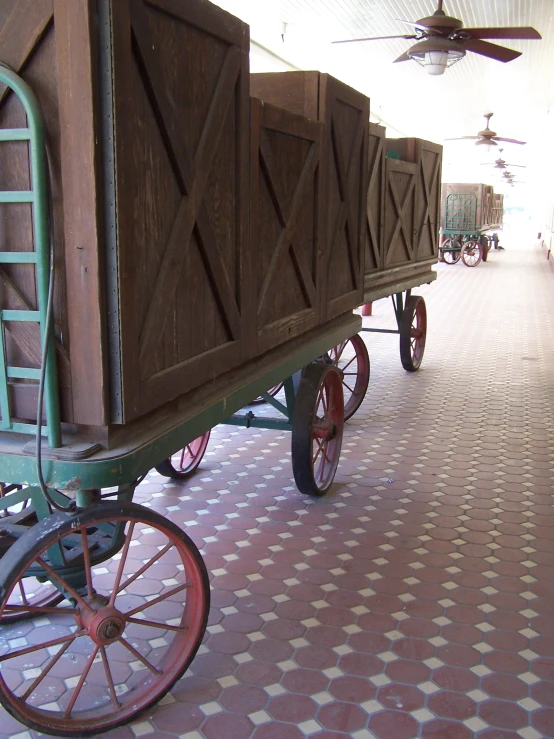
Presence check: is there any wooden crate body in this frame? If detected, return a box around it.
[363,135,441,299]
[385,137,442,261]
[109,0,250,422]
[492,193,504,227]
[251,71,368,321]
[441,182,502,231]
[0,0,250,429]
[250,99,323,354]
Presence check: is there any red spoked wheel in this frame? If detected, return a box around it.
[461,240,482,267]
[0,486,63,623]
[400,295,427,372]
[327,334,370,421]
[0,501,209,737]
[155,430,211,480]
[292,362,344,497]
[441,238,461,264]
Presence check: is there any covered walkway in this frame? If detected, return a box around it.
[2,237,553,739]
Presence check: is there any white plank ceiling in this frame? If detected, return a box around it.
[213,0,554,213]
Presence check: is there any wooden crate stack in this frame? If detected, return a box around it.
[0,0,442,441]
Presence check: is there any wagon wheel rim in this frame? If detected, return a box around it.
[327,335,370,420]
[176,431,211,474]
[0,485,63,623]
[443,249,460,264]
[462,241,482,267]
[0,503,208,736]
[156,431,211,480]
[410,301,427,367]
[311,368,343,489]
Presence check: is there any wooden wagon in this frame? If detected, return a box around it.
[439,182,504,266]
[0,0,441,735]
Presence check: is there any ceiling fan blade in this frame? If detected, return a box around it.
[463,39,522,62]
[464,27,541,40]
[393,51,412,63]
[444,136,479,141]
[332,34,418,44]
[494,136,527,145]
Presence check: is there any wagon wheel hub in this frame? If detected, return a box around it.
[77,602,126,646]
[313,421,338,441]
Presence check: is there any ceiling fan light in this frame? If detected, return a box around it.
[424,50,449,75]
[407,39,465,75]
[475,138,497,153]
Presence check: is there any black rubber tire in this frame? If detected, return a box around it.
[0,501,209,737]
[400,295,427,372]
[291,362,344,497]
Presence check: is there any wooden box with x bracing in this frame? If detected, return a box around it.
[363,126,443,302]
[0,0,253,434]
[250,71,369,322]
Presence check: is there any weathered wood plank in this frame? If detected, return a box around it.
[54,0,109,425]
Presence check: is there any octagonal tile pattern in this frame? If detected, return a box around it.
[1,240,553,739]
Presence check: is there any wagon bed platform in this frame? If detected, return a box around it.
[0,313,361,490]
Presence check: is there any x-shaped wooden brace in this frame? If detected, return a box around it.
[366,135,384,269]
[386,171,416,264]
[0,0,52,104]
[327,110,365,288]
[132,3,242,373]
[416,152,441,255]
[256,127,318,324]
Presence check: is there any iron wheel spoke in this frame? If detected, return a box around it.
[126,616,187,632]
[118,636,161,675]
[63,645,99,718]
[21,638,76,701]
[109,521,135,606]
[100,646,121,708]
[0,631,85,663]
[124,582,192,617]
[117,542,172,594]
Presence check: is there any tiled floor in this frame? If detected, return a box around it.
[1,237,554,739]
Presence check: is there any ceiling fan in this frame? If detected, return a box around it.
[500,170,525,185]
[332,0,541,76]
[481,149,526,169]
[445,114,526,148]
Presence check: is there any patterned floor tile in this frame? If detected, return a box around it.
[1,239,554,738]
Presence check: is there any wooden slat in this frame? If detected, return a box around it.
[365,123,385,274]
[54,0,109,425]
